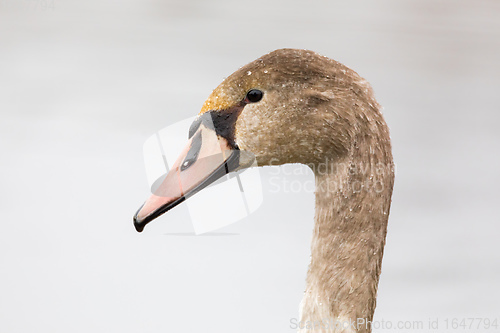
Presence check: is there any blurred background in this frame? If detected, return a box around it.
[1,0,499,332]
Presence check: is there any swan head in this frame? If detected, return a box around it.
[134,48,386,232]
[201,48,378,166]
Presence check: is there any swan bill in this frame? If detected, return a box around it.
[133,119,243,233]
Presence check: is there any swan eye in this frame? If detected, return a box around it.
[245,89,263,103]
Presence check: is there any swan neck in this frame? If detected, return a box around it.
[299,142,394,333]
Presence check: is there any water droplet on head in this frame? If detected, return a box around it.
[247,71,252,75]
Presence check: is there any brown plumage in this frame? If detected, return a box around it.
[135,48,394,332]
[205,49,394,332]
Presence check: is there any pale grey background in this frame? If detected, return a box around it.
[1,0,499,332]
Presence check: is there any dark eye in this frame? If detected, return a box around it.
[245,89,263,103]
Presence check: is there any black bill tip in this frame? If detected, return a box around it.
[132,196,187,233]
[134,218,145,233]
[133,205,146,233]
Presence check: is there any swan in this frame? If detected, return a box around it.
[133,48,394,333]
